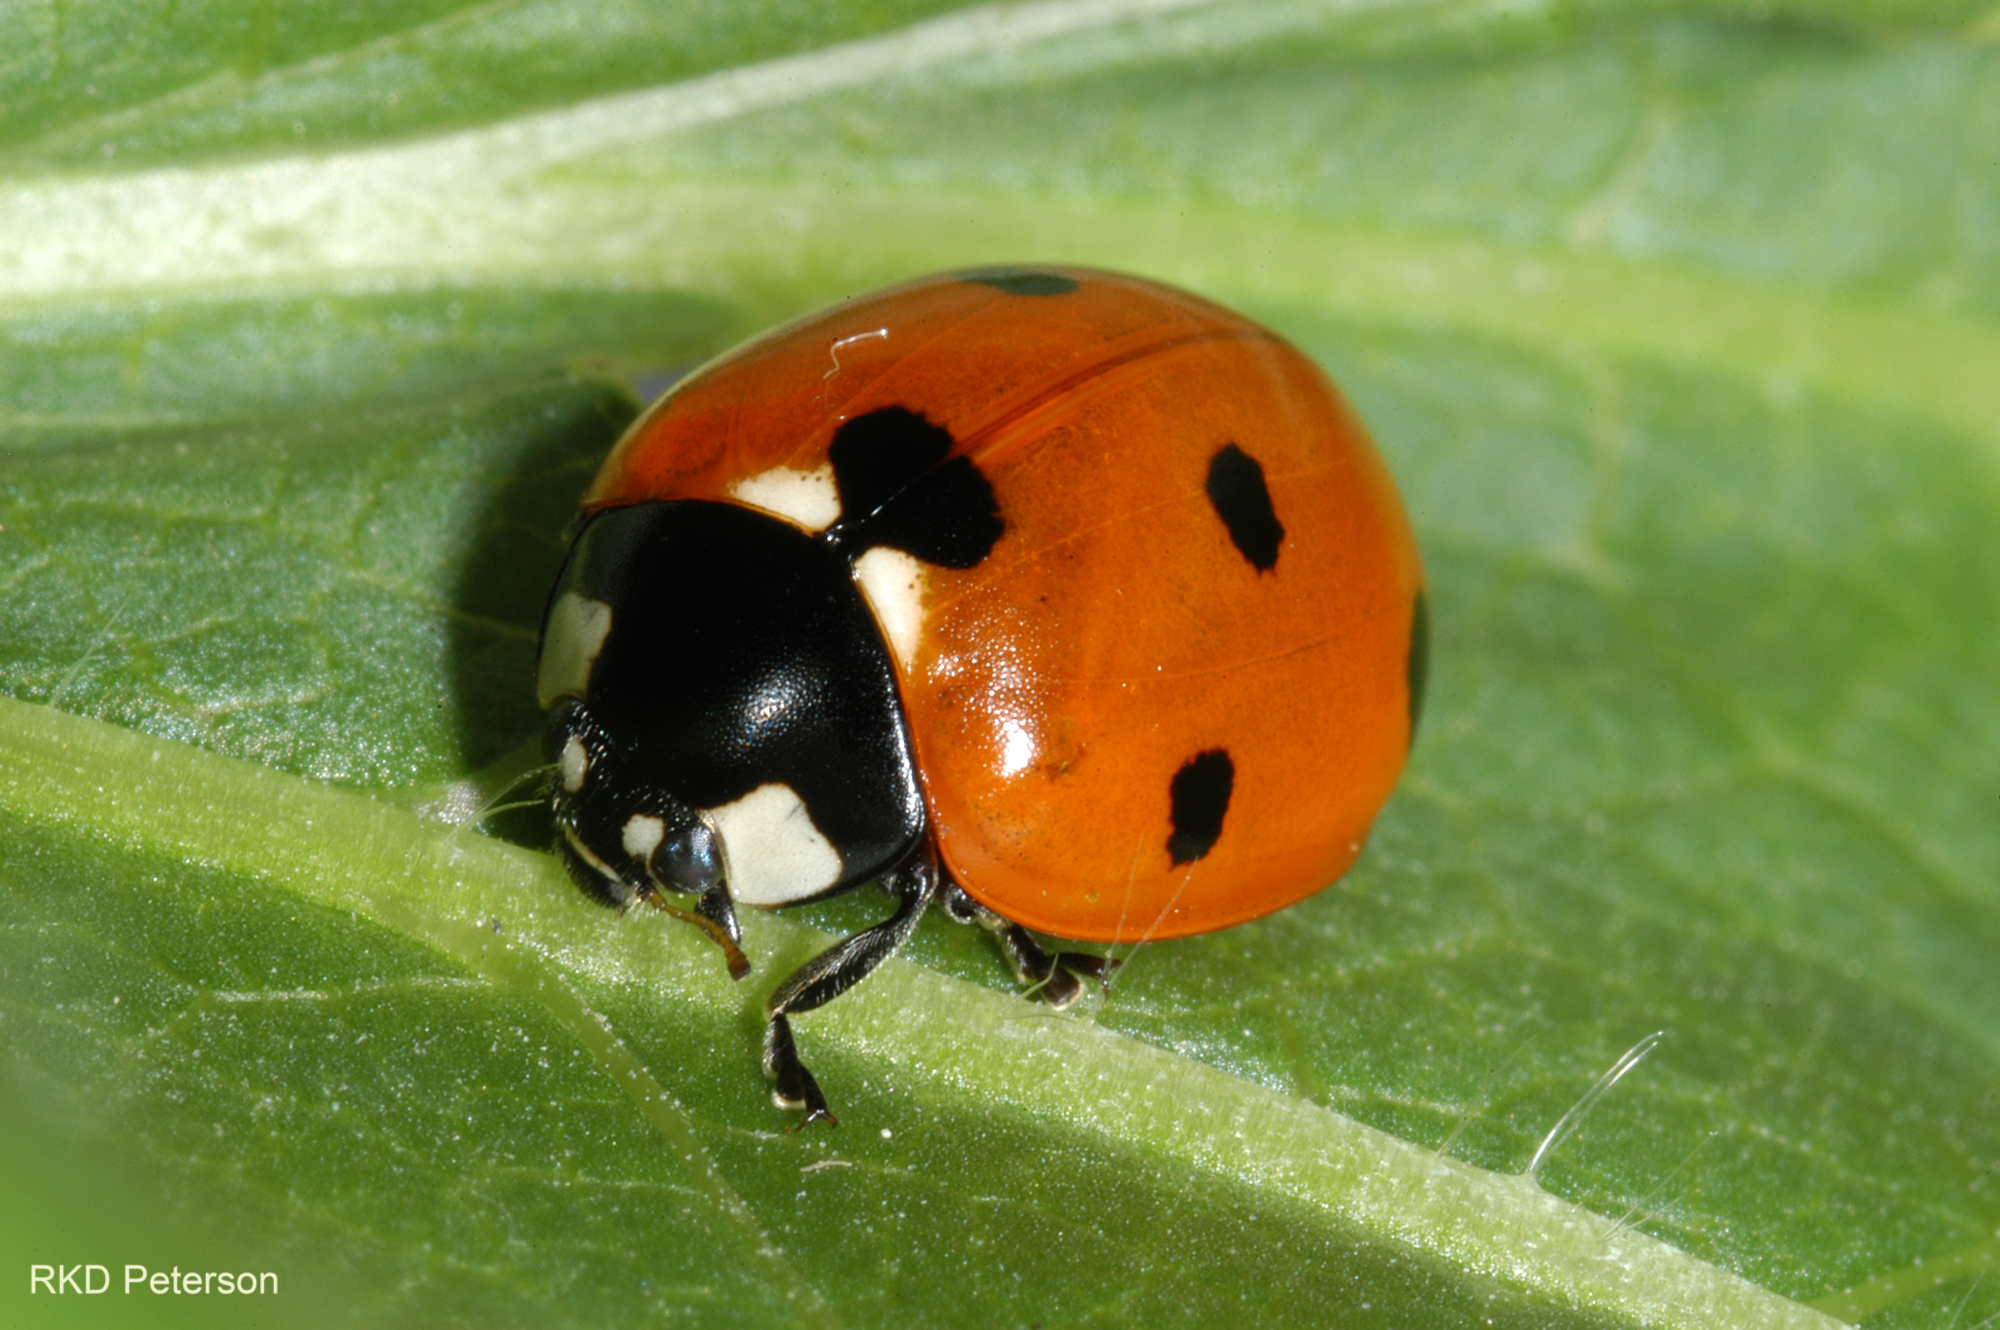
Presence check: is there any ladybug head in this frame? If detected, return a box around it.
[543,697,723,909]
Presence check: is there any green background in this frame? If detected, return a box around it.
[2,2,1997,1326]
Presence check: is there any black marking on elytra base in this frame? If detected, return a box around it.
[1167,749,1235,866]
[1205,444,1284,573]
[1407,590,1430,745]
[827,406,1003,569]
[960,267,1079,297]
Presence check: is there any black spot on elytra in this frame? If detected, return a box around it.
[1205,444,1284,573]
[960,267,1080,297]
[1167,749,1234,866]
[827,406,1004,569]
[1407,590,1430,745]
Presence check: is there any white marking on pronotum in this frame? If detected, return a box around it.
[853,546,928,670]
[728,464,841,533]
[536,591,612,708]
[706,783,842,906]
[1525,1029,1669,1177]
[621,814,666,861]
[559,736,589,793]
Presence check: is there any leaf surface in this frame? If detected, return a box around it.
[2,3,1996,1327]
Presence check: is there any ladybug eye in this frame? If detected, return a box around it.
[652,820,723,895]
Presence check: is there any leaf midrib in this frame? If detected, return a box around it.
[0,695,1846,1328]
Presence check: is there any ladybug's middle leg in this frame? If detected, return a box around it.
[938,878,1118,1010]
[762,846,939,1128]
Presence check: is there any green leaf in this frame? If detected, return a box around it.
[3,3,1996,1327]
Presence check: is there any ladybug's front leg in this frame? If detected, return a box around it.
[636,882,749,979]
[938,879,1118,1009]
[762,847,939,1127]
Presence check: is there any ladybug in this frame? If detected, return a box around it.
[537,266,1426,1125]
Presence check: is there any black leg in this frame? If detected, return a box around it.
[763,849,940,1127]
[939,879,1118,1010]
